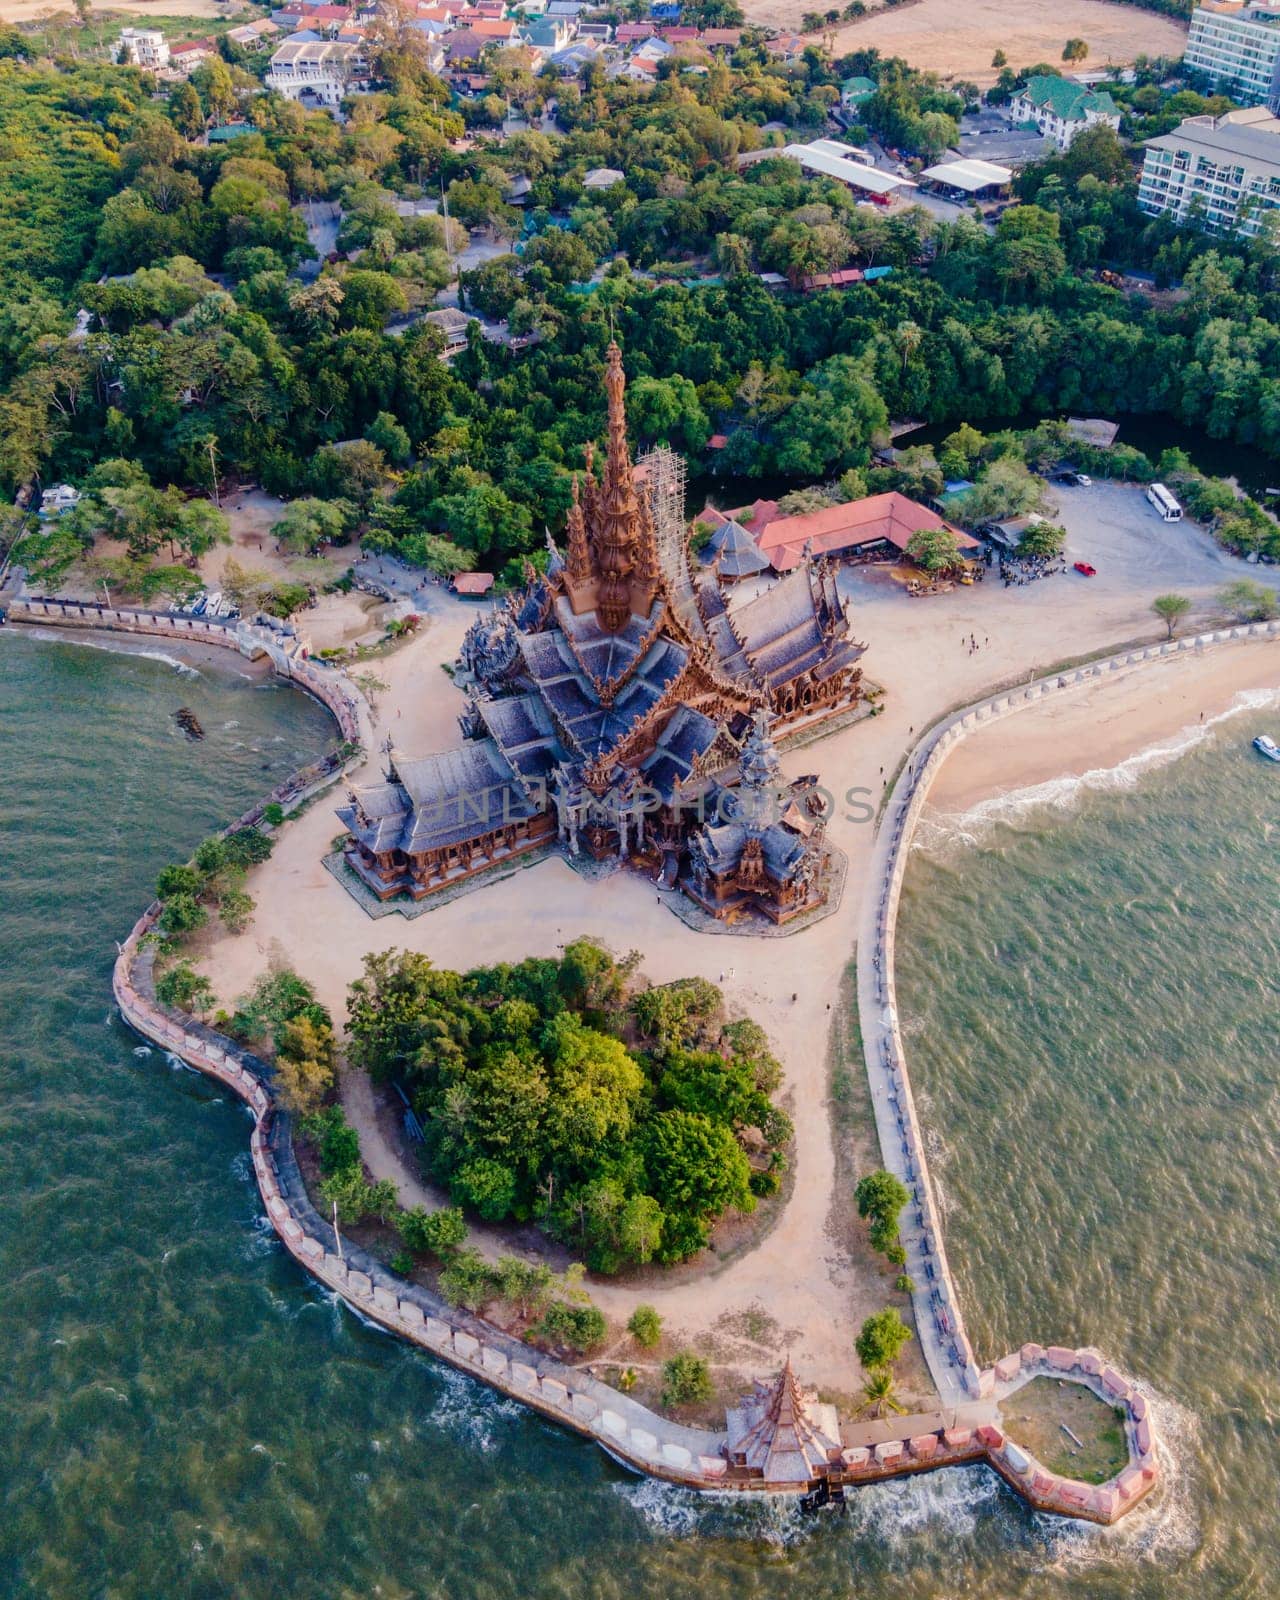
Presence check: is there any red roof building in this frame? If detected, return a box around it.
[753,493,977,571]
[453,571,496,596]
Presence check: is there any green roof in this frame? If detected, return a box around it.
[1021,73,1117,123]
[842,74,876,97]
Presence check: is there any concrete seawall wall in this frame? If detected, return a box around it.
[21,592,1188,1518]
[857,620,1279,1511]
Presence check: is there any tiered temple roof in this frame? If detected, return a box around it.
[725,1358,843,1484]
[337,345,867,918]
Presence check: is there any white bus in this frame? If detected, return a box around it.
[1146,482,1183,522]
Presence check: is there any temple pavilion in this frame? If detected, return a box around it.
[724,1358,844,1485]
[337,344,866,922]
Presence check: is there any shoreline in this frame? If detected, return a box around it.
[927,644,1280,824]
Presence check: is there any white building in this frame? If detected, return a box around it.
[39,485,81,517]
[1185,2,1280,110]
[116,28,170,69]
[265,38,365,105]
[1008,75,1121,151]
[1138,106,1280,237]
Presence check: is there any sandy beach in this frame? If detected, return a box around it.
[929,644,1280,822]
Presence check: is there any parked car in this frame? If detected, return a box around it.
[1073,561,1097,577]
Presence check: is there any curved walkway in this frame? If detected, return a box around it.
[854,625,1279,1451]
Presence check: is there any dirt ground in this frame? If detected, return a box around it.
[1002,1377,1129,1484]
[0,0,243,21]
[746,0,1188,85]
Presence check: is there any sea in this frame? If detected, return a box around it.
[1,629,1277,1599]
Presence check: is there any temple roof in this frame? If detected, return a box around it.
[724,1358,843,1483]
[727,567,865,690]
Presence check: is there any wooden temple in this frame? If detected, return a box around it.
[338,344,866,920]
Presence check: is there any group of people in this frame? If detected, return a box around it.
[998,553,1067,587]
[962,632,990,656]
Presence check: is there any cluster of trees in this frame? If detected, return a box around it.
[8,49,1280,585]
[152,825,272,943]
[344,941,791,1272]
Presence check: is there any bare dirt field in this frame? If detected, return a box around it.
[745,0,1188,85]
[0,0,243,23]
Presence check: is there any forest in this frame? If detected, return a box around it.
[344,941,792,1271]
[4,39,1280,582]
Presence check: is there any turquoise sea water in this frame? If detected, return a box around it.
[2,631,1277,1598]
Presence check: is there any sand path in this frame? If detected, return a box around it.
[200,482,1279,1391]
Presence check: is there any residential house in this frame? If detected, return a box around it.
[265,37,366,104]
[766,33,807,63]
[1008,74,1120,150]
[1185,1,1280,109]
[520,13,575,50]
[116,28,169,69]
[425,306,474,352]
[1138,105,1280,237]
[167,38,218,77]
[227,18,281,49]
[840,73,876,108]
[700,491,977,572]
[582,166,624,189]
[38,484,81,517]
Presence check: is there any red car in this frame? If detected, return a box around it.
[1074,561,1097,577]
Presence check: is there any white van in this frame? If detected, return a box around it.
[1146,483,1182,522]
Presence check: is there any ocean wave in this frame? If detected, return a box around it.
[21,630,203,676]
[1036,1384,1202,1574]
[920,685,1280,852]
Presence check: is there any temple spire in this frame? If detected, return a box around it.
[565,471,590,583]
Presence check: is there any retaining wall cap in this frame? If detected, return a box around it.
[1116,1466,1143,1497]
[910,1434,939,1458]
[842,1446,870,1467]
[281,1219,303,1243]
[629,1428,658,1455]
[1020,1343,1046,1363]
[977,1425,1004,1448]
[1135,1417,1153,1453]
[1078,1351,1103,1376]
[325,1253,347,1280]
[1003,1441,1031,1474]
[453,1331,480,1361]
[571,1392,598,1421]
[599,1408,627,1438]
[482,1348,509,1377]
[874,1440,904,1464]
[400,1300,424,1324]
[1101,1367,1130,1399]
[540,1378,568,1406]
[661,1442,692,1468]
[425,1318,452,1346]
[1130,1392,1147,1420]
[372,1285,397,1313]
[509,1362,538,1388]
[698,1455,727,1477]
[942,1428,972,1449]
[1046,1346,1077,1371]
[299,1236,322,1260]
[347,1271,372,1298]
[994,1353,1021,1382]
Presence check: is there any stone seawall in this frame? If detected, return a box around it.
[5,596,364,747]
[856,620,1280,1515]
[56,587,1204,1520]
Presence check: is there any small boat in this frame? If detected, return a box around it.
[1253,735,1280,762]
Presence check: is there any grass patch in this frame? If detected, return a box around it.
[1001,1377,1130,1486]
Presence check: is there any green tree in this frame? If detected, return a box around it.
[158,892,206,937]
[539,1298,607,1352]
[661,1350,713,1408]
[274,1014,335,1115]
[157,862,201,900]
[1152,592,1191,639]
[1217,578,1278,621]
[272,497,353,554]
[628,1304,663,1348]
[906,525,964,574]
[1062,38,1088,63]
[398,1204,468,1258]
[855,1306,913,1371]
[861,1366,906,1417]
[154,960,214,1013]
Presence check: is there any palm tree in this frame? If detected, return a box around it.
[861,1367,907,1419]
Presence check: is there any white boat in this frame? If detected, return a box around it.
[1253,735,1280,762]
